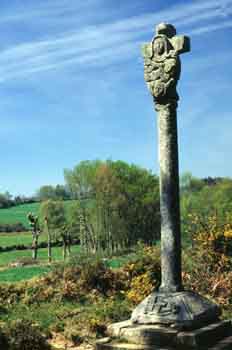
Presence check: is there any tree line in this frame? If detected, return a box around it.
[180,172,232,243]
[29,160,160,260]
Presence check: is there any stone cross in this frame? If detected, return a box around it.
[142,23,190,293]
[131,23,220,327]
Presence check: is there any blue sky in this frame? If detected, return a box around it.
[0,0,231,196]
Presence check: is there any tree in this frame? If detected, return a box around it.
[54,185,70,200]
[37,186,57,201]
[39,200,66,262]
[180,172,204,194]
[110,160,160,246]
[0,192,13,208]
[66,201,81,241]
[64,160,102,199]
[64,160,160,253]
[27,213,40,260]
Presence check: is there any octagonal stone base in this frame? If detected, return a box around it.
[96,319,232,350]
[131,291,221,329]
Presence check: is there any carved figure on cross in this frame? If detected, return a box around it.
[142,23,190,106]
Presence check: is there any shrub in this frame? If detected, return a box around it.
[0,328,9,349]
[0,223,27,233]
[64,325,84,345]
[6,319,51,350]
[126,272,154,304]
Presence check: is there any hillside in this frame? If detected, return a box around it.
[0,203,40,228]
[0,201,77,229]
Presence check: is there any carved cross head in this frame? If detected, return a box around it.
[142,23,190,104]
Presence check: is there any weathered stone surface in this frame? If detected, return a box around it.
[108,320,177,346]
[157,102,181,293]
[108,320,133,338]
[96,21,228,350]
[210,335,232,350]
[95,335,232,350]
[177,320,232,347]
[141,22,191,294]
[98,320,232,350]
[131,291,221,328]
[95,339,172,350]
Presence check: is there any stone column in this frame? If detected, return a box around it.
[142,22,189,292]
[157,101,182,292]
[131,23,220,327]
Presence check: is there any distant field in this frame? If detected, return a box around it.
[0,200,78,228]
[0,232,47,248]
[0,244,81,266]
[0,265,52,282]
[0,203,40,228]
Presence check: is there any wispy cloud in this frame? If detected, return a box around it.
[1,0,101,23]
[0,0,231,82]
[189,20,232,35]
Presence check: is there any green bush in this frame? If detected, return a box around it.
[0,328,9,349]
[64,325,84,345]
[6,319,51,350]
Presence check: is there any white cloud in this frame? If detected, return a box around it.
[0,0,231,82]
[189,20,232,35]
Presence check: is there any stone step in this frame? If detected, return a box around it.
[95,338,172,350]
[97,320,232,350]
[177,320,232,348]
[209,335,232,350]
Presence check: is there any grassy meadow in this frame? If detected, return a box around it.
[0,202,83,284]
[0,265,52,282]
[0,231,47,247]
[0,245,81,266]
[0,203,40,228]
[0,200,77,229]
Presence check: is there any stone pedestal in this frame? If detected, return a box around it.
[131,291,220,329]
[95,21,232,350]
[96,319,232,350]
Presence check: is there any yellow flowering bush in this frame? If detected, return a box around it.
[183,212,232,311]
[126,272,154,304]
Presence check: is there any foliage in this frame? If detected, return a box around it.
[0,203,40,229]
[0,201,76,229]
[0,222,27,233]
[66,201,80,239]
[180,175,232,244]
[0,192,36,210]
[39,200,66,233]
[0,245,80,269]
[182,213,232,312]
[65,160,160,253]
[27,212,40,260]
[124,244,160,304]
[36,185,70,201]
[64,160,102,199]
[0,327,8,349]
[0,236,232,345]
[5,319,51,350]
[126,272,153,304]
[0,266,51,283]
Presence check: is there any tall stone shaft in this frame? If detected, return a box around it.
[157,102,181,292]
[131,23,221,327]
[141,22,190,292]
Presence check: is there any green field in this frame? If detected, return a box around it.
[0,202,82,284]
[0,203,40,228]
[0,200,78,229]
[0,265,52,282]
[0,244,81,282]
[0,232,48,247]
[0,245,80,266]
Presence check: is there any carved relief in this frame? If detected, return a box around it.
[144,294,180,317]
[142,23,190,105]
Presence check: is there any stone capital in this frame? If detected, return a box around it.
[142,23,190,105]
